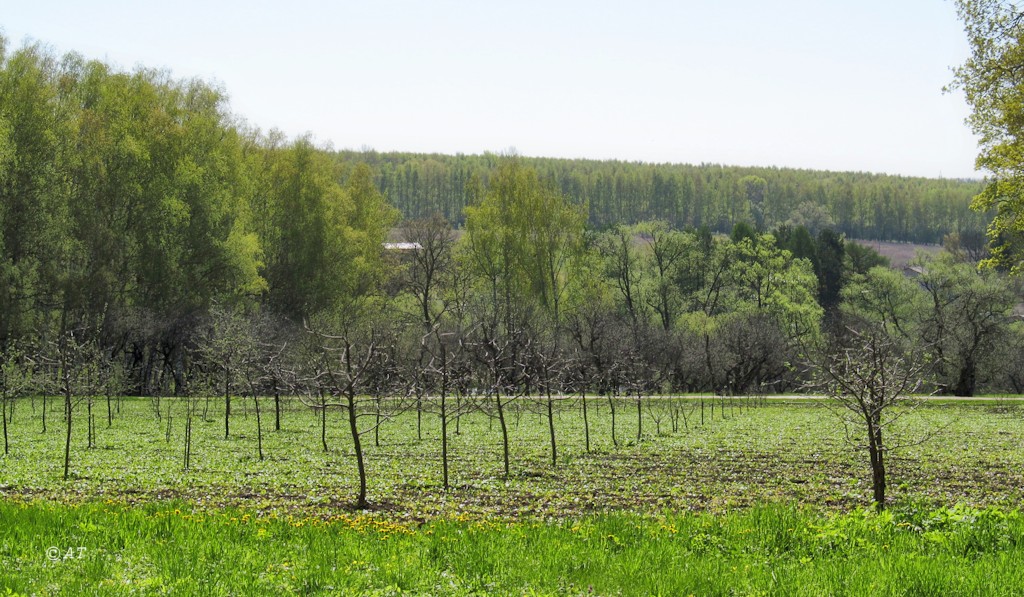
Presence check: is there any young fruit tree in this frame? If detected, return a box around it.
[815,325,928,512]
[300,307,408,509]
[39,329,104,480]
[1,344,34,457]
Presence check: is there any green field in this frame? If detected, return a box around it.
[2,396,1024,594]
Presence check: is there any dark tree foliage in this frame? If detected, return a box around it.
[339,151,986,244]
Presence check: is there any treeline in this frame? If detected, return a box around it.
[1,37,1020,407]
[341,150,988,243]
[0,39,396,393]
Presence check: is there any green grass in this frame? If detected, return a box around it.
[2,396,1023,516]
[2,500,1024,596]
[2,395,1024,594]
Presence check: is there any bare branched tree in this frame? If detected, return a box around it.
[300,308,410,508]
[816,325,930,511]
[1,343,35,456]
[38,328,104,479]
[420,323,473,489]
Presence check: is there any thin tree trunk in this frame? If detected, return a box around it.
[374,397,381,448]
[63,387,72,480]
[255,394,264,461]
[496,393,510,478]
[609,393,618,447]
[224,372,231,440]
[347,393,368,508]
[106,392,112,428]
[581,391,590,453]
[636,392,643,442]
[321,396,328,453]
[441,390,449,490]
[417,395,423,441]
[184,399,193,471]
[547,390,557,467]
[455,394,462,435]
[165,401,172,443]
[869,422,886,512]
[2,397,8,456]
[274,392,281,431]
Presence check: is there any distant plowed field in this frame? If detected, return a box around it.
[851,239,943,268]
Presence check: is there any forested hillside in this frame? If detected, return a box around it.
[3,36,1020,402]
[340,150,987,243]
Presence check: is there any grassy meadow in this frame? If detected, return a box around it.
[2,395,1024,594]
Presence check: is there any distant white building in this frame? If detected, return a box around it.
[383,242,423,251]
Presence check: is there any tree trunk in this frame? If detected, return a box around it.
[2,397,8,456]
[581,391,590,453]
[63,387,72,480]
[455,394,462,435]
[274,392,281,432]
[868,421,886,512]
[165,401,172,443]
[255,394,264,461]
[321,396,328,453]
[374,397,381,448]
[184,400,193,471]
[547,390,557,467]
[496,393,510,478]
[224,371,231,440]
[347,393,368,508]
[953,357,977,397]
[636,393,643,442]
[608,393,618,447]
[441,390,449,490]
[416,395,423,441]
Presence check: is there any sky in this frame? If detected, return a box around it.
[1,0,981,179]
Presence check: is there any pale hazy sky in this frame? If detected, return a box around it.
[2,0,981,178]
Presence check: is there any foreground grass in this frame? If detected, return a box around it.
[2,500,1023,596]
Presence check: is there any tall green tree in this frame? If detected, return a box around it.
[914,254,1018,396]
[0,42,71,345]
[952,0,1024,272]
[263,140,395,320]
[463,158,585,324]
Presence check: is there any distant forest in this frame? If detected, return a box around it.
[339,150,987,244]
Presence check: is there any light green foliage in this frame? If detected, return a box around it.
[695,233,822,342]
[343,163,400,297]
[841,265,926,339]
[842,254,1019,395]
[0,43,72,343]
[596,224,648,325]
[738,174,767,228]
[637,221,690,331]
[953,0,1024,273]
[262,140,396,320]
[462,159,585,323]
[914,254,1019,395]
